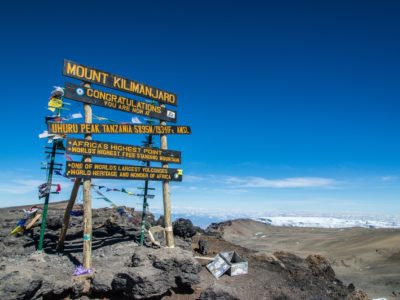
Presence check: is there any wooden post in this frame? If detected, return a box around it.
[57,178,81,252]
[160,106,174,248]
[82,94,93,269]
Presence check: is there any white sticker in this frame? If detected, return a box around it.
[166,110,176,119]
[76,88,85,96]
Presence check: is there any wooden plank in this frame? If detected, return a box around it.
[57,178,82,252]
[66,161,183,182]
[63,59,177,106]
[48,123,191,135]
[25,214,42,230]
[66,138,181,164]
[64,83,177,123]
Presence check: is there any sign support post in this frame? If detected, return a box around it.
[82,84,93,270]
[38,139,58,251]
[160,105,174,248]
[140,134,152,246]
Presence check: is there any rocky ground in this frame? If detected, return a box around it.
[0,203,369,299]
[218,219,400,299]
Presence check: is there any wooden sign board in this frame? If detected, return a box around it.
[64,83,177,123]
[66,161,183,181]
[63,59,177,106]
[66,138,181,164]
[48,123,191,135]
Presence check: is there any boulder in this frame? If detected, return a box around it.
[0,271,42,300]
[46,216,63,230]
[305,254,336,281]
[112,247,201,299]
[173,218,197,238]
[200,284,239,300]
[155,215,165,227]
[346,289,369,300]
[198,239,209,255]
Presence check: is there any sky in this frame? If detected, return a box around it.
[0,0,399,219]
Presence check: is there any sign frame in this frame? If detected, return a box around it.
[48,122,191,135]
[66,161,183,182]
[64,83,177,123]
[63,59,177,106]
[66,138,181,164]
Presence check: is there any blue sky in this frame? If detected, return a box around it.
[0,0,399,218]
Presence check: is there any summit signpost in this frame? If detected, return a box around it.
[55,59,187,277]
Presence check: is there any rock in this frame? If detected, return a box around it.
[204,221,232,237]
[112,247,201,299]
[91,273,113,295]
[0,272,42,300]
[155,215,165,226]
[200,284,239,300]
[173,218,197,238]
[23,244,36,255]
[130,250,148,267]
[346,289,369,300]
[39,281,72,300]
[24,279,42,299]
[112,268,171,299]
[348,283,355,292]
[199,239,209,255]
[305,254,336,281]
[46,216,62,230]
[28,252,45,262]
[174,237,192,251]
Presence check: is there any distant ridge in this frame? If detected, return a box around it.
[0,200,70,211]
[254,216,400,229]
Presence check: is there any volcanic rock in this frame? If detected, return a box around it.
[173,218,197,238]
[198,239,209,255]
[112,247,201,299]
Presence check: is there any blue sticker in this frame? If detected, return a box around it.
[83,234,90,241]
[76,88,85,96]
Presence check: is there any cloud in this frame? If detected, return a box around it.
[223,176,335,188]
[380,176,398,182]
[212,188,248,195]
[184,175,207,183]
[0,179,43,195]
[0,176,73,196]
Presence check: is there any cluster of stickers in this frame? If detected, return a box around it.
[50,59,191,182]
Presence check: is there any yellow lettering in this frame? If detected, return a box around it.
[66,62,77,75]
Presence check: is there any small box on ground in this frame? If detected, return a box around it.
[206,251,248,279]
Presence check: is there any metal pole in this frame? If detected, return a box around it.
[140,134,152,246]
[160,106,174,248]
[37,140,57,251]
